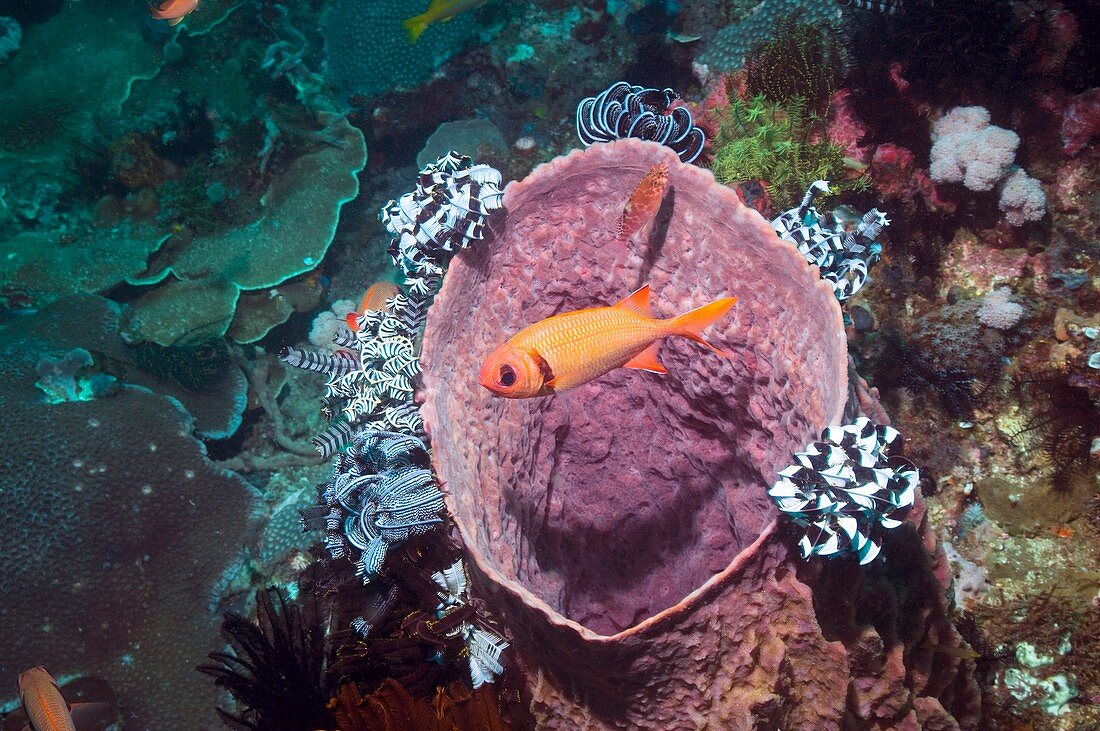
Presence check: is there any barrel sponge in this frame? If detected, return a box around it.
[419,139,980,728]
[0,301,261,728]
[929,106,1019,192]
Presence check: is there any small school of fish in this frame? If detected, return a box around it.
[148,0,199,26]
[346,281,401,332]
[617,162,669,241]
[403,0,488,43]
[479,284,736,398]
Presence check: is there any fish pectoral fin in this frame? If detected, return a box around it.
[623,341,667,374]
[614,284,654,318]
[69,701,115,729]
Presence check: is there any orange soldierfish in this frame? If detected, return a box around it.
[149,0,199,25]
[617,162,669,241]
[479,284,736,398]
[346,281,401,332]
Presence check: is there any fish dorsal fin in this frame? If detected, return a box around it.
[623,340,667,374]
[614,285,654,318]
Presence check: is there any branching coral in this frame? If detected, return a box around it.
[708,92,866,209]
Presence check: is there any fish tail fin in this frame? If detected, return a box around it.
[403,13,430,42]
[672,296,737,357]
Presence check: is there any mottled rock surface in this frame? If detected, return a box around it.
[420,139,979,728]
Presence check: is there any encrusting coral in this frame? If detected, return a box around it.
[419,138,979,728]
[0,298,261,728]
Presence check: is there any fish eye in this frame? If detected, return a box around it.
[498,364,517,387]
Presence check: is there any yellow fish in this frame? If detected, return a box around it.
[479,284,736,398]
[403,0,488,43]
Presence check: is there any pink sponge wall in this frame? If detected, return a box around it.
[419,139,978,728]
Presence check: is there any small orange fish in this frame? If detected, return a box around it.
[149,0,199,26]
[617,162,669,241]
[479,284,736,398]
[346,281,401,332]
[17,666,113,731]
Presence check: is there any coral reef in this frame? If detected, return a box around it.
[419,138,978,727]
[0,0,1094,725]
[0,300,261,727]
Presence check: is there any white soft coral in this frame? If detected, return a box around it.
[998,168,1046,227]
[929,106,1020,192]
[308,299,356,351]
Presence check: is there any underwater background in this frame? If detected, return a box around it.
[0,0,1097,728]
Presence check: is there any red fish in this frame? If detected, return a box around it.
[17,667,111,731]
[346,281,401,332]
[479,284,736,398]
[617,162,669,241]
[149,0,199,26]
